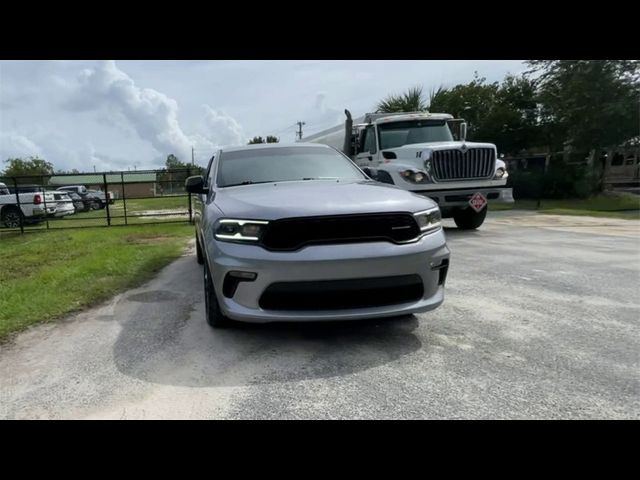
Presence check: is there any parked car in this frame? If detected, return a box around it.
[1,182,57,228]
[57,185,102,210]
[186,143,450,328]
[86,189,110,209]
[57,185,86,194]
[67,192,88,212]
[49,191,75,217]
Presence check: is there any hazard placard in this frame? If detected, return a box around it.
[469,192,487,213]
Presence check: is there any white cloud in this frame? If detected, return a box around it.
[0,132,43,160]
[63,60,245,162]
[201,105,246,147]
[1,60,527,171]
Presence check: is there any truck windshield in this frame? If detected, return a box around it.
[378,120,453,149]
[217,146,366,187]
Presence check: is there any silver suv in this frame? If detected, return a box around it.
[186,143,450,328]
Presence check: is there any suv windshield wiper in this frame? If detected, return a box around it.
[222,180,279,187]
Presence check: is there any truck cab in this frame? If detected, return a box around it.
[304,110,514,229]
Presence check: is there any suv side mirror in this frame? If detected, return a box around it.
[460,122,467,142]
[185,175,208,194]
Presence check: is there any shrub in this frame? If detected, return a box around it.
[508,161,594,200]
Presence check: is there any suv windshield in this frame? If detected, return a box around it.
[216,146,366,187]
[378,120,454,149]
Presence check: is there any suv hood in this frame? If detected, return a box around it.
[214,179,437,220]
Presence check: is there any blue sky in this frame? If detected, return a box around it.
[0,60,526,171]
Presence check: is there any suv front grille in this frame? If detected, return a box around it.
[260,213,420,251]
[431,148,495,181]
[259,275,424,310]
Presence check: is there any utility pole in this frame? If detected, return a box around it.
[296,121,306,141]
[191,146,195,165]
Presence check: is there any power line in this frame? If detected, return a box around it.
[273,123,298,135]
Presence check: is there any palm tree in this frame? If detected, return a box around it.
[375,86,428,113]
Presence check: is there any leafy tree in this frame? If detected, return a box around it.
[428,73,499,139]
[2,157,54,183]
[526,60,640,190]
[165,153,186,170]
[376,86,428,113]
[526,60,639,151]
[158,154,203,194]
[248,136,279,144]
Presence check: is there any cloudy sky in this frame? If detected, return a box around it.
[0,60,526,171]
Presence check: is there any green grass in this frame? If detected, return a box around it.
[4,195,193,231]
[491,193,640,220]
[0,224,193,341]
[115,195,191,213]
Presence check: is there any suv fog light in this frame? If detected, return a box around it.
[228,271,257,280]
[223,271,257,298]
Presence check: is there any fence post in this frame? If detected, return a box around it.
[121,171,128,225]
[13,177,24,234]
[103,173,111,226]
[187,166,193,223]
[42,177,50,230]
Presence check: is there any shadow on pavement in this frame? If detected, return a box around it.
[112,265,424,388]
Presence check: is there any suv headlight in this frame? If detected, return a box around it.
[400,169,429,184]
[215,219,269,242]
[414,207,442,233]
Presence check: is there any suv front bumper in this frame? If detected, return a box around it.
[206,230,450,323]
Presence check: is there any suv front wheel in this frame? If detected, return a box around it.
[204,261,232,328]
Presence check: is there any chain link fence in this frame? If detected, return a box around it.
[0,168,195,234]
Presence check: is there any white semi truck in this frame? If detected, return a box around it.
[302,110,514,229]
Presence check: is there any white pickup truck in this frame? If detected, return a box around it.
[0,182,57,228]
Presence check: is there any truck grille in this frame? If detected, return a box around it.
[431,148,495,181]
[260,213,420,251]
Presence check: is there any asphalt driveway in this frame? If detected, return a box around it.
[1,211,638,419]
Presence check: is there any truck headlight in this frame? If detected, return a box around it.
[414,207,442,233]
[400,169,429,184]
[215,219,269,242]
[495,167,507,179]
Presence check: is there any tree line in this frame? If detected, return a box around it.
[375,60,639,196]
[376,60,639,158]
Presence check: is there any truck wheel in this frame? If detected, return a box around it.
[204,260,232,328]
[453,206,487,230]
[195,233,204,265]
[1,207,24,228]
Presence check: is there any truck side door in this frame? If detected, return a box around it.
[355,125,379,168]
